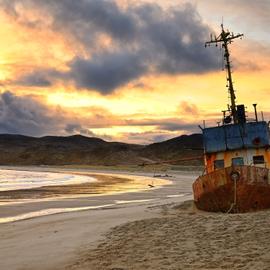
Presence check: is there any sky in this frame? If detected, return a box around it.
[0,0,270,144]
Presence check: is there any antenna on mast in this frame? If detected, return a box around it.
[205,24,243,124]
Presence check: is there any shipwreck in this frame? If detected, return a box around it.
[193,24,270,213]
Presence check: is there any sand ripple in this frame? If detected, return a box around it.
[67,201,270,270]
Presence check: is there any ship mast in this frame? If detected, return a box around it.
[205,24,243,124]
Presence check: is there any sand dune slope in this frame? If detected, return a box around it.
[67,201,270,270]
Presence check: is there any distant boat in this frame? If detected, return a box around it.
[193,24,270,213]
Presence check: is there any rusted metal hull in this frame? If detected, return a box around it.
[193,165,270,213]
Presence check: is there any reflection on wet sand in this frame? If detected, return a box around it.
[0,171,171,224]
[0,172,171,201]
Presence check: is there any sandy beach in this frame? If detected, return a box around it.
[1,168,270,269]
[68,201,270,270]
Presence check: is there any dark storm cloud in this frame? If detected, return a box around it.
[69,53,147,93]
[0,91,103,137]
[2,0,219,93]
[1,0,136,43]
[52,0,136,42]
[0,91,63,136]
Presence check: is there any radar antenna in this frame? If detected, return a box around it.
[205,24,243,124]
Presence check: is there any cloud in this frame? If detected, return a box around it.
[124,130,176,144]
[0,91,63,136]
[179,101,199,116]
[125,117,198,132]
[2,0,219,93]
[69,53,147,93]
[64,123,111,138]
[0,91,201,143]
[65,123,89,135]
[202,0,270,24]
[15,70,52,87]
[0,91,114,137]
[1,0,136,43]
[158,122,198,132]
[196,0,270,42]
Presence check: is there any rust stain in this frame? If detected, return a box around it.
[193,165,270,213]
[205,153,216,173]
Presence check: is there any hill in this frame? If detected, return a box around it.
[0,133,203,166]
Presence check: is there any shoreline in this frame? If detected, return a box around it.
[0,168,197,270]
[0,168,172,200]
[0,169,172,222]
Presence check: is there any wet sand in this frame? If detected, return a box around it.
[0,170,170,221]
[0,174,134,200]
[67,201,270,270]
[0,170,170,200]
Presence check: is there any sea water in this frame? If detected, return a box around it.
[0,169,96,191]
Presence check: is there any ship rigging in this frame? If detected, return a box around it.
[205,24,243,125]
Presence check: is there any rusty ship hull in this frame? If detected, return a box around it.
[193,165,270,213]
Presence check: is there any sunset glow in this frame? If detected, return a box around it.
[0,0,269,143]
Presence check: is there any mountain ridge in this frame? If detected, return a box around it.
[0,133,203,166]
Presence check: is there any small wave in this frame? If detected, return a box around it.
[0,169,96,191]
[0,204,115,224]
